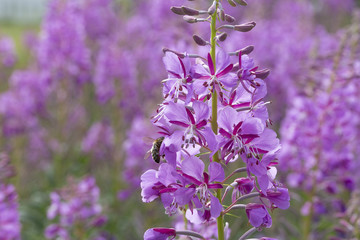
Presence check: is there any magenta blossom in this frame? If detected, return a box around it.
[144,228,176,240]
[217,107,268,163]
[245,203,272,228]
[162,52,193,103]
[232,177,255,202]
[261,187,290,210]
[192,49,236,100]
[164,101,217,151]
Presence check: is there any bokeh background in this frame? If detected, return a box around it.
[0,0,360,239]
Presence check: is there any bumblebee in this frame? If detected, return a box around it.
[144,137,165,163]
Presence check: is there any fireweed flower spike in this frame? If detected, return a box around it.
[140,0,289,239]
[0,153,21,240]
[45,176,109,239]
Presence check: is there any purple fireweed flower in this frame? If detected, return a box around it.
[192,49,236,100]
[0,184,21,240]
[0,37,17,67]
[144,228,176,240]
[44,224,69,240]
[93,41,121,104]
[231,177,255,202]
[45,176,107,239]
[0,153,15,181]
[217,106,279,164]
[219,77,270,125]
[246,151,280,194]
[238,54,257,83]
[261,187,290,210]
[81,120,115,160]
[154,116,200,167]
[178,156,224,221]
[162,52,193,102]
[140,156,224,221]
[245,203,272,228]
[163,101,217,152]
[140,163,191,216]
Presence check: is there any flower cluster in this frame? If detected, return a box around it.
[333,190,360,240]
[45,176,108,240]
[0,184,21,240]
[0,153,21,240]
[82,120,115,161]
[140,1,289,239]
[279,13,360,238]
[0,36,17,68]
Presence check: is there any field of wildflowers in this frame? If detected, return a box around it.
[0,0,359,239]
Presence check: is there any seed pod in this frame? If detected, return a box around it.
[225,14,235,23]
[193,35,207,46]
[234,0,248,6]
[181,6,199,16]
[227,0,237,7]
[170,6,185,15]
[234,22,256,32]
[217,32,228,42]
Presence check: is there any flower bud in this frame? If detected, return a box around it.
[227,0,237,7]
[193,35,207,46]
[235,0,248,6]
[183,16,197,23]
[225,14,235,23]
[208,1,216,15]
[253,68,270,79]
[239,45,254,55]
[219,9,225,21]
[236,178,254,194]
[181,6,199,16]
[170,6,185,15]
[234,22,256,32]
[217,32,228,42]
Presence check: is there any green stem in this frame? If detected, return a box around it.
[209,1,224,240]
[302,194,314,240]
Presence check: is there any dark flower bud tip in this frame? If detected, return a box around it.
[234,22,256,32]
[193,34,207,46]
[170,6,185,15]
[235,0,248,6]
[181,6,199,16]
[227,0,237,7]
[219,9,225,21]
[239,45,254,55]
[208,1,216,15]
[225,14,236,23]
[217,32,228,42]
[254,69,270,79]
